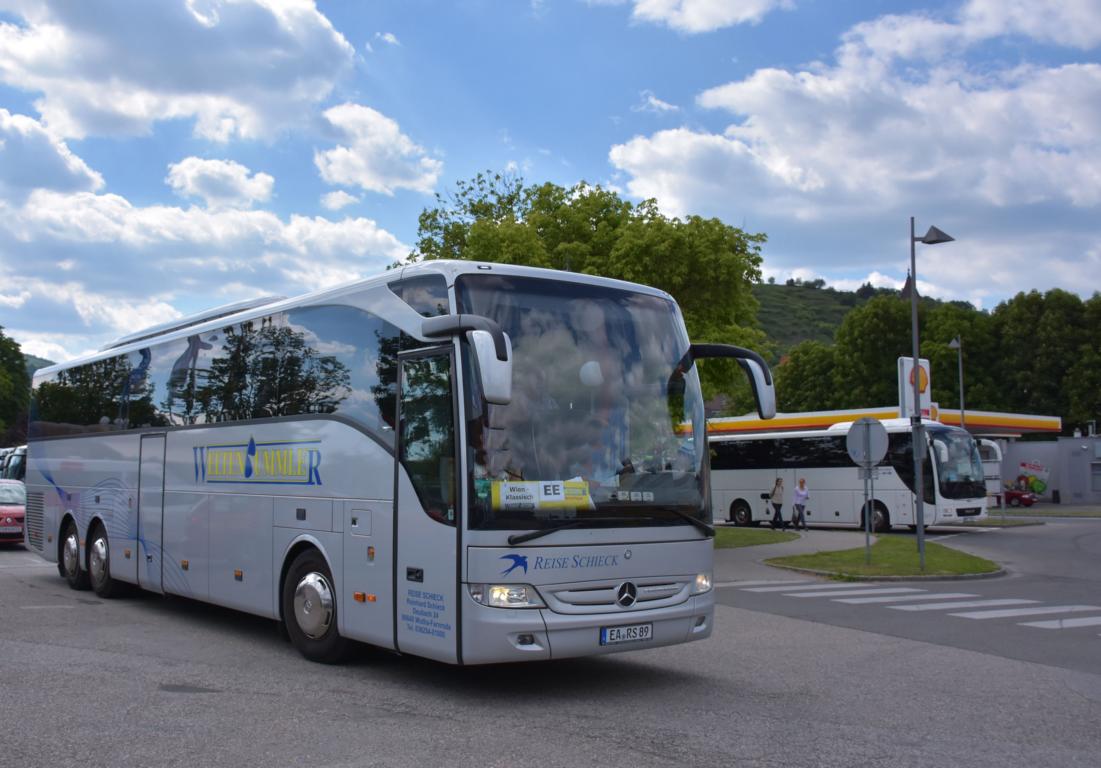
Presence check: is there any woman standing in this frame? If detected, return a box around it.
[769,477,787,530]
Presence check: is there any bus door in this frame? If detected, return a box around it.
[394,347,460,664]
[137,434,166,594]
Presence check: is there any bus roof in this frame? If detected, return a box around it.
[35,260,675,380]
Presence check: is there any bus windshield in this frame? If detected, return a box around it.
[930,429,985,500]
[457,274,706,530]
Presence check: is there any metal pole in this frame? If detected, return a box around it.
[863,422,872,564]
[958,336,965,430]
[910,217,926,571]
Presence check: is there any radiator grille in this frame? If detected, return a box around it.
[24,491,44,551]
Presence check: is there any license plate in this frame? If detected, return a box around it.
[0,526,20,533]
[600,622,652,646]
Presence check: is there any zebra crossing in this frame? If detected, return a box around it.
[719,579,1101,638]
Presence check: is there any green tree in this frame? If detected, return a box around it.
[0,329,28,438]
[412,171,769,405]
[774,340,839,411]
[832,296,920,408]
[1065,292,1101,429]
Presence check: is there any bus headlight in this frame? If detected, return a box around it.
[468,583,546,609]
[692,572,713,594]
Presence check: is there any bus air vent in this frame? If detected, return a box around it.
[25,491,44,551]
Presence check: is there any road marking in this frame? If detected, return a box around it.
[1020,616,1101,630]
[786,587,924,598]
[20,604,74,610]
[742,582,881,593]
[891,598,1038,612]
[716,579,809,588]
[834,592,978,604]
[949,605,1101,620]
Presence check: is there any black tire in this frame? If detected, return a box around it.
[872,503,891,534]
[861,502,891,534]
[282,549,349,664]
[87,523,122,598]
[730,500,752,527]
[1008,496,1021,507]
[60,520,90,591]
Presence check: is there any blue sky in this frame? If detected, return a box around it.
[1,0,1099,362]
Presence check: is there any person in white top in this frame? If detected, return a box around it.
[792,477,810,530]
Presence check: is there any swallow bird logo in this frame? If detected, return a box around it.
[500,554,529,577]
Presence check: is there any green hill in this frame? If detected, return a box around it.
[24,354,55,379]
[752,280,960,361]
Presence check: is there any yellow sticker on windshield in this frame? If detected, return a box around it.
[491,480,592,511]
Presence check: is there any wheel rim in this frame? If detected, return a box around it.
[873,508,885,530]
[90,536,108,584]
[63,531,80,577]
[733,503,749,525]
[293,572,334,640]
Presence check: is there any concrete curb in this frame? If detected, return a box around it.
[763,562,1007,582]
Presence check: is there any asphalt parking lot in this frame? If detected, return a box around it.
[2,525,1100,768]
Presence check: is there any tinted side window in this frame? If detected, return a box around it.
[399,353,456,524]
[390,274,450,317]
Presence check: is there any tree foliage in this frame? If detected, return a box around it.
[770,287,1101,434]
[0,328,29,443]
[412,171,769,404]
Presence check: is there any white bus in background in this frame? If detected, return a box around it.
[710,419,987,532]
[978,439,1003,499]
[25,260,776,665]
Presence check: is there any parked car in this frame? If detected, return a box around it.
[1,445,25,481]
[0,479,25,546]
[1003,489,1039,507]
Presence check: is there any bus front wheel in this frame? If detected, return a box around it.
[282,549,349,664]
[730,500,753,527]
[862,502,891,534]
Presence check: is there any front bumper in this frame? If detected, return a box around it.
[459,588,714,665]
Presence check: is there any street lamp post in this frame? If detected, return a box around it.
[948,336,964,430]
[909,217,954,571]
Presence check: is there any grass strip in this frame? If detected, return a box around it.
[953,517,1041,527]
[714,527,799,549]
[995,507,1101,518]
[765,535,999,578]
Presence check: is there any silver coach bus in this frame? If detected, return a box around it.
[25,261,775,664]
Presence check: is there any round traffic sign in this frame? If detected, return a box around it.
[846,417,888,467]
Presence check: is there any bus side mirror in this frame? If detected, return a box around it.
[672,343,776,420]
[737,358,776,420]
[422,313,513,406]
[468,329,512,406]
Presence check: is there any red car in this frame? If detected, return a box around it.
[1003,489,1039,507]
[0,479,26,546]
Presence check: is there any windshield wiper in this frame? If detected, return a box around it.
[506,512,713,545]
[506,516,662,546]
[667,508,715,538]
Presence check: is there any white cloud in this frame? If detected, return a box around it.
[320,190,360,210]
[0,0,355,141]
[632,89,680,114]
[612,6,1101,218]
[960,0,1101,49]
[166,157,274,209]
[629,0,794,33]
[609,1,1101,304]
[315,103,442,196]
[375,31,400,46]
[0,186,410,358]
[0,110,103,201]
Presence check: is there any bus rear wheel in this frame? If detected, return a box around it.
[60,520,90,591]
[282,549,349,664]
[88,523,122,598]
[730,500,753,527]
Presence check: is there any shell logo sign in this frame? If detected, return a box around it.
[909,364,930,393]
[898,357,932,418]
